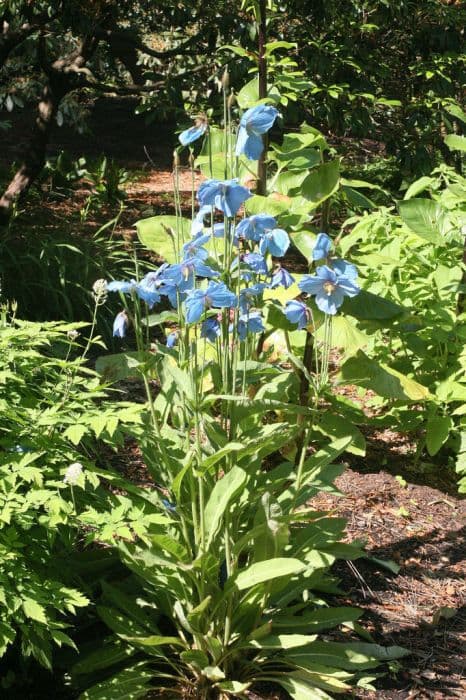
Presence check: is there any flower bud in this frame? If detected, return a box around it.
[221,67,230,90]
[92,278,108,305]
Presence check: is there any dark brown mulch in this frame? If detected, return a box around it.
[313,468,466,699]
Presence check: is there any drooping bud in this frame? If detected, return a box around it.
[173,149,180,169]
[221,67,230,90]
[228,90,236,110]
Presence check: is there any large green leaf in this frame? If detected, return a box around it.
[290,230,316,261]
[343,290,405,322]
[444,134,466,152]
[273,607,362,633]
[204,466,248,548]
[301,161,340,206]
[71,641,135,676]
[276,674,333,699]
[287,641,409,671]
[314,315,369,353]
[136,215,191,261]
[250,634,318,649]
[79,662,152,700]
[397,199,448,245]
[426,415,453,456]
[340,350,431,401]
[95,352,157,382]
[233,558,306,590]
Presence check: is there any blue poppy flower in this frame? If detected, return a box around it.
[284,300,311,329]
[165,257,219,287]
[178,118,207,147]
[162,498,177,513]
[259,228,290,257]
[239,282,267,313]
[113,311,128,338]
[243,252,269,275]
[312,232,332,261]
[236,214,277,242]
[332,258,358,281]
[198,178,252,218]
[235,104,279,160]
[201,316,221,342]
[270,267,295,289]
[238,311,265,341]
[185,282,237,324]
[182,234,211,261]
[166,331,178,348]
[107,279,160,309]
[299,265,360,315]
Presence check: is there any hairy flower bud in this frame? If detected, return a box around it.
[92,278,108,305]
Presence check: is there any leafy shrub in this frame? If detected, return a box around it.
[341,162,466,489]
[0,311,151,671]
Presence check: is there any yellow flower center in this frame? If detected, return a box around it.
[323,281,336,296]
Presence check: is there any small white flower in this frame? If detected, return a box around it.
[64,462,84,485]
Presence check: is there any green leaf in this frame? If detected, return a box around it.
[245,194,289,216]
[426,415,453,456]
[444,134,466,152]
[340,350,431,401]
[122,634,185,648]
[397,199,448,245]
[301,161,340,206]
[78,662,152,700]
[135,215,191,262]
[237,76,259,108]
[233,558,306,590]
[22,598,47,624]
[216,680,251,694]
[273,607,362,633]
[343,290,405,321]
[314,315,369,353]
[250,634,318,649]
[204,466,248,548]
[290,231,316,261]
[316,413,366,456]
[63,423,86,445]
[71,641,135,675]
[96,351,156,382]
[287,641,409,672]
[276,674,333,699]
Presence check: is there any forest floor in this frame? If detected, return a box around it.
[1,97,465,698]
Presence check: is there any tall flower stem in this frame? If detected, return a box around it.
[257,0,268,195]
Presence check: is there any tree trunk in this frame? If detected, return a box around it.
[0,81,62,223]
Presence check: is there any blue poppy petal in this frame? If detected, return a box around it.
[179,123,207,146]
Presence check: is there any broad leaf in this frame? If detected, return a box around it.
[204,466,248,548]
[233,558,306,590]
[340,350,431,401]
[397,199,448,245]
[136,215,191,261]
[301,161,340,206]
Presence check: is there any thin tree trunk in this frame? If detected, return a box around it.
[0,37,96,224]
